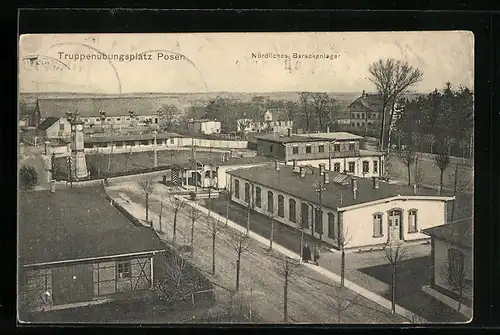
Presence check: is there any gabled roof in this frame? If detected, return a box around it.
[256,133,329,144]
[348,94,384,112]
[227,164,453,210]
[295,132,363,141]
[37,97,181,118]
[422,218,473,249]
[18,186,164,266]
[37,117,62,131]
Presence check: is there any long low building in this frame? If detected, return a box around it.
[18,187,165,312]
[227,163,455,251]
[84,132,185,149]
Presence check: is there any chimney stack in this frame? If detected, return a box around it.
[372,177,380,189]
[275,160,280,171]
[352,178,358,199]
[326,126,330,133]
[299,166,305,178]
[324,172,330,184]
[362,90,366,98]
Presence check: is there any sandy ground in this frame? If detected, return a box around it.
[107,182,407,324]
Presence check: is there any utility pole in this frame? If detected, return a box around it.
[159,198,163,232]
[315,181,326,241]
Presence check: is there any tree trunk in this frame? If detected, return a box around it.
[391,264,396,314]
[145,193,149,222]
[284,274,288,322]
[338,307,341,323]
[236,253,241,291]
[379,101,388,151]
[212,233,216,275]
[300,231,304,264]
[341,249,345,287]
[173,211,178,243]
[398,137,401,150]
[430,143,433,154]
[225,197,230,226]
[407,163,411,186]
[247,204,251,233]
[451,164,458,221]
[414,159,418,187]
[439,169,444,195]
[190,218,195,257]
[457,290,463,312]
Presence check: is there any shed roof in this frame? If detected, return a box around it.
[18,186,164,266]
[422,218,473,248]
[227,164,452,210]
[37,117,61,131]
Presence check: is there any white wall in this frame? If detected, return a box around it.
[177,137,248,149]
[342,198,447,249]
[434,239,473,299]
[284,156,383,178]
[217,163,270,189]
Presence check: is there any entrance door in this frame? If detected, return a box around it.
[388,210,402,243]
[52,263,94,305]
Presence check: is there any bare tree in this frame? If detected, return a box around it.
[186,205,203,257]
[293,208,309,264]
[441,254,471,312]
[328,284,360,323]
[204,214,225,275]
[368,59,424,151]
[444,136,456,157]
[414,153,426,190]
[274,256,300,323]
[299,92,313,132]
[224,185,234,227]
[396,143,418,186]
[226,231,252,291]
[310,92,332,131]
[384,242,408,314]
[168,195,187,243]
[339,226,352,288]
[392,128,405,150]
[458,138,470,160]
[434,146,451,195]
[424,133,436,154]
[137,176,157,225]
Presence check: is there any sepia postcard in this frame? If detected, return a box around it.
[18,32,474,324]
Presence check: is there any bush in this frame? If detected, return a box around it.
[189,191,197,201]
[20,165,38,190]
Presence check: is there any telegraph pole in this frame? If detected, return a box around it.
[315,181,326,241]
[159,198,163,232]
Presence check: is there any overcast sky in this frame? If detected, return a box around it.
[19,32,474,94]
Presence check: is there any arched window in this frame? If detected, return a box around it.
[234,179,240,199]
[289,199,297,222]
[277,195,285,217]
[315,208,323,235]
[408,209,418,233]
[333,163,341,172]
[244,183,250,203]
[205,171,211,178]
[373,213,383,237]
[300,202,309,228]
[255,187,262,208]
[327,212,336,239]
[267,191,274,213]
[362,161,369,174]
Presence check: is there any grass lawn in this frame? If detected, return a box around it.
[358,256,469,323]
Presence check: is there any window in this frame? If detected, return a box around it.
[348,143,356,151]
[373,160,378,173]
[107,118,112,121]
[373,213,383,237]
[267,191,274,213]
[447,248,465,282]
[289,199,297,222]
[318,145,325,153]
[333,163,341,172]
[315,209,323,235]
[125,117,130,121]
[361,113,365,119]
[59,123,65,131]
[205,171,211,178]
[255,187,262,208]
[244,183,251,203]
[408,210,418,233]
[270,145,274,152]
[136,117,140,121]
[117,118,121,121]
[292,146,299,154]
[328,213,337,239]
[84,119,89,123]
[234,179,240,198]
[117,261,131,279]
[305,145,312,154]
[348,162,355,173]
[333,144,340,152]
[301,202,309,228]
[277,195,284,217]
[362,161,369,174]
[170,138,175,144]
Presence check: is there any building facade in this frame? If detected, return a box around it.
[348,91,383,130]
[422,219,473,304]
[256,131,385,178]
[193,120,222,135]
[227,164,454,251]
[37,117,72,139]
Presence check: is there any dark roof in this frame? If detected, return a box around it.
[227,164,451,210]
[85,132,184,144]
[422,218,473,248]
[19,186,164,266]
[348,94,384,112]
[37,117,61,131]
[256,133,329,144]
[37,97,183,118]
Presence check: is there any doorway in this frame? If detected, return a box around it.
[52,263,94,305]
[388,209,403,243]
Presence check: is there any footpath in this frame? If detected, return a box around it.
[106,183,425,323]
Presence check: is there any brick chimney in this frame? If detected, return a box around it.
[372,177,379,189]
[352,178,358,199]
[324,172,330,184]
[299,166,305,178]
[362,90,366,98]
[275,160,280,171]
